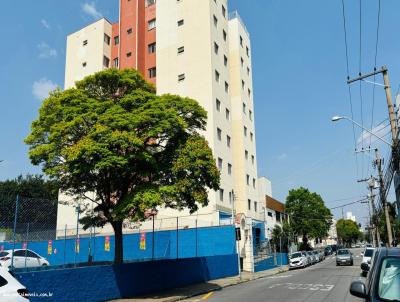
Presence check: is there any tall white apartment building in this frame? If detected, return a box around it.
[59,0,262,271]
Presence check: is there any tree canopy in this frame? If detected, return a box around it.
[25,68,220,263]
[285,187,332,246]
[336,219,362,247]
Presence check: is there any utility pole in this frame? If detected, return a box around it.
[374,149,394,246]
[358,176,378,247]
[348,66,397,247]
[367,178,377,247]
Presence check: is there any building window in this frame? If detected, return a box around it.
[247,67,250,75]
[240,36,243,46]
[245,150,248,159]
[223,29,227,41]
[225,108,230,120]
[246,46,250,57]
[217,128,222,140]
[251,155,255,165]
[177,46,184,54]
[127,52,132,57]
[248,88,251,98]
[227,135,231,147]
[177,19,184,26]
[254,201,257,212]
[222,5,226,18]
[148,42,156,54]
[148,19,156,30]
[103,56,110,68]
[250,132,253,142]
[241,57,244,67]
[229,191,233,204]
[214,42,219,54]
[114,36,119,45]
[246,174,250,185]
[83,40,88,46]
[225,82,229,93]
[217,158,223,170]
[127,28,133,34]
[216,99,221,111]
[148,67,156,78]
[215,70,220,82]
[228,163,232,175]
[253,178,256,188]
[242,103,246,114]
[242,80,245,90]
[213,15,218,27]
[147,0,156,6]
[178,73,185,81]
[268,212,273,217]
[248,199,251,210]
[224,55,228,66]
[244,126,247,137]
[249,110,253,121]
[113,57,119,68]
[104,34,111,45]
[82,62,87,67]
[219,189,224,202]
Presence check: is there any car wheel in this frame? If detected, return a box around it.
[336,263,339,266]
[350,261,353,266]
[42,263,48,267]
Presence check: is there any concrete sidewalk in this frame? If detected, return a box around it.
[110,265,289,302]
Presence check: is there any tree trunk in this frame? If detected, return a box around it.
[302,234,308,249]
[111,221,123,264]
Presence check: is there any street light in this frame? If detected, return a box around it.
[331,116,391,146]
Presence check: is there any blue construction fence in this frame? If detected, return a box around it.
[254,253,288,272]
[15,254,239,302]
[0,225,236,269]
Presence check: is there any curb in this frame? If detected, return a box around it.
[165,266,289,302]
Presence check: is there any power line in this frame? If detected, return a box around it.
[341,0,360,181]
[330,198,368,210]
[359,0,365,178]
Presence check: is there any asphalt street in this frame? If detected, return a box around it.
[183,248,366,302]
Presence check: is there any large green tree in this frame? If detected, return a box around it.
[25,68,220,263]
[285,187,332,247]
[336,219,362,247]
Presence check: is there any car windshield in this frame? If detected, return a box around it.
[378,257,400,301]
[0,252,8,257]
[291,252,302,258]
[338,250,349,255]
[364,249,374,257]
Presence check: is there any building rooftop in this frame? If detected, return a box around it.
[228,10,250,37]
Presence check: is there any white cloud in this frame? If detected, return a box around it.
[82,2,103,20]
[37,42,57,59]
[357,123,389,147]
[41,19,50,29]
[32,78,58,100]
[278,153,287,161]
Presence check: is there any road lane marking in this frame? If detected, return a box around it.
[201,292,214,300]
[268,283,335,291]
[266,274,293,279]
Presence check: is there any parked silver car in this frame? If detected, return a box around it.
[307,251,316,264]
[336,249,353,266]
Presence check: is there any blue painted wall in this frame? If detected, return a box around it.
[15,254,239,302]
[1,225,236,267]
[254,253,288,272]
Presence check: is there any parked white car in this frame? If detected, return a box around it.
[0,267,29,301]
[289,252,308,269]
[0,249,49,269]
[361,247,375,276]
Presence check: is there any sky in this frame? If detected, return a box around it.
[1,0,400,225]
